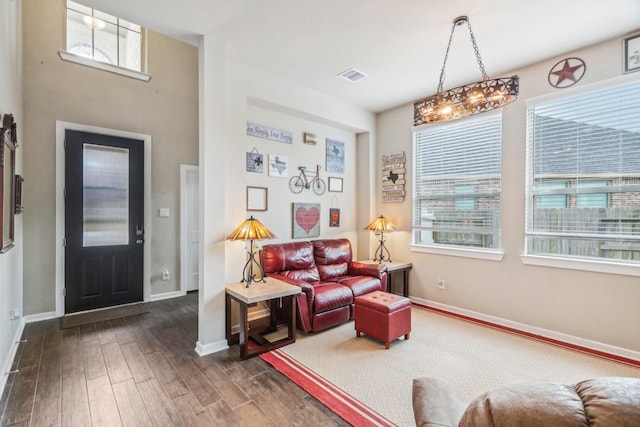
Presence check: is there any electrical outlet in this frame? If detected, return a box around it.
[437,277,446,290]
[162,269,170,281]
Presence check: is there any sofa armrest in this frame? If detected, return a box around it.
[265,273,315,297]
[412,377,466,427]
[349,261,387,279]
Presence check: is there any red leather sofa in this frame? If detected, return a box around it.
[260,238,388,332]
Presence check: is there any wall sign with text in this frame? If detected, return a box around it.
[382,151,406,203]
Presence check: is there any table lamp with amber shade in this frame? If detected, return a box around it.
[227,216,276,287]
[365,215,398,263]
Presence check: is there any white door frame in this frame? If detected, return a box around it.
[180,164,199,294]
[55,121,152,317]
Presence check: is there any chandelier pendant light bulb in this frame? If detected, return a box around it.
[414,16,519,126]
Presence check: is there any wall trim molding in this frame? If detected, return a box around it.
[149,291,185,302]
[23,312,57,323]
[0,319,25,401]
[195,339,228,357]
[411,297,640,366]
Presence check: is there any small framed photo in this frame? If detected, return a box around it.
[328,177,343,192]
[246,186,268,211]
[303,132,317,145]
[624,33,640,74]
[329,208,340,227]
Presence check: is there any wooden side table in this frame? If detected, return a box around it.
[225,277,301,359]
[360,260,412,297]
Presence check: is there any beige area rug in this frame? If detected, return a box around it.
[60,303,148,329]
[274,306,640,427]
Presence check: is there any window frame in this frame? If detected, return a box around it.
[60,1,150,81]
[411,112,504,261]
[523,73,640,276]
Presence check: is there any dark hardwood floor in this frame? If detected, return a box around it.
[0,292,348,426]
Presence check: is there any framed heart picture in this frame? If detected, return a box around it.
[292,202,320,238]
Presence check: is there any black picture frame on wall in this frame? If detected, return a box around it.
[623,33,640,74]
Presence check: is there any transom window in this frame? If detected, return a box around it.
[412,112,502,251]
[65,1,143,72]
[526,78,640,265]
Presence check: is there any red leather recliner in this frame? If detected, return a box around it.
[260,239,388,332]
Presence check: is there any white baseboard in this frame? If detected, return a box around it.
[195,339,228,356]
[411,297,640,364]
[149,291,185,302]
[24,311,58,323]
[0,318,26,401]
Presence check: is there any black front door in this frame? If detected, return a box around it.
[64,130,144,313]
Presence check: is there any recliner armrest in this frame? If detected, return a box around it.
[412,377,466,427]
[349,261,387,279]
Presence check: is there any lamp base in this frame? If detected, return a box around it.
[241,248,266,288]
[372,235,392,264]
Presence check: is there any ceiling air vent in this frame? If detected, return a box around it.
[337,68,367,82]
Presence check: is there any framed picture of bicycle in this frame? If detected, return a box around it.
[328,177,343,192]
[326,139,344,173]
[292,202,320,238]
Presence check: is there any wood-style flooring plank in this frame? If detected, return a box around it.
[136,378,184,426]
[173,393,216,427]
[205,400,243,427]
[17,322,44,369]
[82,338,107,380]
[30,336,62,427]
[101,341,133,384]
[110,318,135,344]
[1,364,38,426]
[144,350,190,399]
[120,341,155,383]
[192,356,250,409]
[61,328,84,376]
[173,359,221,407]
[86,375,122,427]
[112,378,153,427]
[61,370,91,427]
[233,401,275,427]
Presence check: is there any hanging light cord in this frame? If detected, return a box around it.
[436,16,489,94]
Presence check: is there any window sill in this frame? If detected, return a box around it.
[59,51,151,82]
[410,244,504,261]
[521,254,640,277]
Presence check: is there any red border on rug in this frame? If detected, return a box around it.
[261,350,397,427]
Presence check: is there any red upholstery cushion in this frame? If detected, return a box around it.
[338,276,383,297]
[312,239,352,280]
[313,283,353,313]
[260,242,320,283]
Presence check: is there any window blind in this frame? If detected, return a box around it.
[413,112,502,250]
[526,79,640,264]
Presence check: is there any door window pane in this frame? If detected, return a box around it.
[83,144,129,247]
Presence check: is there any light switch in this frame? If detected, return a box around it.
[159,208,170,217]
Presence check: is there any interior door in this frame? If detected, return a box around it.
[64,130,144,313]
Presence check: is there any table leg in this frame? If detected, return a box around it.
[238,301,248,359]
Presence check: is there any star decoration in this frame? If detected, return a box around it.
[548,58,585,88]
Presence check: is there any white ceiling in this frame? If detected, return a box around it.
[81,0,640,113]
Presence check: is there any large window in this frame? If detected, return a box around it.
[526,79,640,265]
[65,1,143,72]
[413,112,502,251]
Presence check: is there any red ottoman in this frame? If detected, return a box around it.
[354,291,411,349]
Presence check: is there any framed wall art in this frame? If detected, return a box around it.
[328,177,343,192]
[329,208,340,227]
[268,154,288,177]
[326,139,344,173]
[292,202,320,238]
[246,186,268,211]
[624,33,640,73]
[246,148,264,173]
[304,132,317,145]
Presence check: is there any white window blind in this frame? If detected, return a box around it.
[526,79,640,264]
[413,112,502,250]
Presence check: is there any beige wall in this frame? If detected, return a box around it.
[376,36,640,353]
[22,0,198,314]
